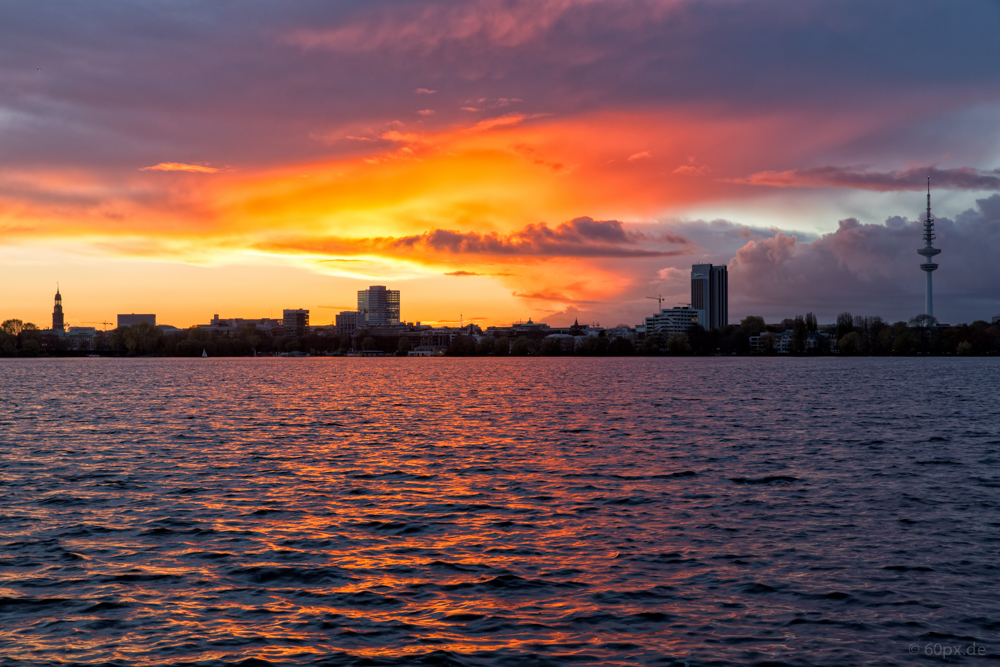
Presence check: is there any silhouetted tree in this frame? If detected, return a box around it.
[397,336,412,356]
[578,335,609,356]
[639,334,663,356]
[0,334,15,356]
[909,313,938,329]
[686,324,713,354]
[540,337,563,356]
[1,319,26,336]
[836,312,854,340]
[475,337,495,355]
[666,334,692,355]
[447,335,476,356]
[739,316,766,336]
[791,315,808,354]
[838,332,860,355]
[608,337,635,356]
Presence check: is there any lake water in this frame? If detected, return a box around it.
[1,357,998,666]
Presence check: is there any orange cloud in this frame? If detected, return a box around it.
[141,162,219,173]
[466,113,531,133]
[0,104,900,326]
[673,164,711,176]
[256,218,687,261]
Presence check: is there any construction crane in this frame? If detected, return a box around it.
[646,295,665,311]
[84,321,114,331]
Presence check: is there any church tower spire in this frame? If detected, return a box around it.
[52,284,64,332]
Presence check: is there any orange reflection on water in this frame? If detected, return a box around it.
[4,357,993,665]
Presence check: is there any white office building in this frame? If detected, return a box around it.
[644,306,700,337]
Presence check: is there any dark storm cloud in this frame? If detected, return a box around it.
[727,195,1000,323]
[391,217,681,257]
[259,217,689,259]
[2,0,999,171]
[744,166,1000,192]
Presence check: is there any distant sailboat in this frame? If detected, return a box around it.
[202,348,208,358]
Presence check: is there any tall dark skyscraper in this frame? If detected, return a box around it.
[691,264,728,330]
[52,286,64,332]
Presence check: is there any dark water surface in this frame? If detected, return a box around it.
[1,357,999,666]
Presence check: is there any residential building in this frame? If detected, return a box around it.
[750,331,788,353]
[118,313,156,327]
[691,263,728,330]
[806,331,835,352]
[206,314,284,331]
[357,285,400,325]
[283,309,309,336]
[601,326,636,341]
[64,326,97,350]
[749,330,834,353]
[484,318,552,340]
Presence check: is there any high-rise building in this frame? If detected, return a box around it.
[282,309,309,336]
[118,313,156,328]
[691,264,728,330]
[52,286,64,332]
[357,285,400,325]
[917,178,941,319]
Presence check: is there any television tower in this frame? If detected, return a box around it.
[917,177,941,318]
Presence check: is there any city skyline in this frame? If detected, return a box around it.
[19,246,999,339]
[3,2,1000,327]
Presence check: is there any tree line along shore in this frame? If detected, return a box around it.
[2,312,999,358]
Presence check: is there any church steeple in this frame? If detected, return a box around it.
[52,284,64,332]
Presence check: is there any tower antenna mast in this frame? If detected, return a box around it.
[917,176,941,319]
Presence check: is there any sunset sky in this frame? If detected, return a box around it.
[2,0,1000,328]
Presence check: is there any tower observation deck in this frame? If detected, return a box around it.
[917,177,941,318]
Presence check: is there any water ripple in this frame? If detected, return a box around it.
[0,357,998,665]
